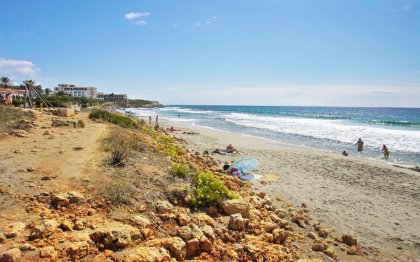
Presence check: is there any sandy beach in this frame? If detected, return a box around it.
[163,120,420,261]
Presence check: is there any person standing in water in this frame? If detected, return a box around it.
[382,145,389,159]
[355,138,364,152]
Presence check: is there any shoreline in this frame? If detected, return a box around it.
[161,118,420,261]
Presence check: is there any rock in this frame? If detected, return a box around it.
[228,213,249,230]
[263,223,279,233]
[67,191,85,204]
[155,200,174,214]
[13,130,29,138]
[43,130,54,136]
[275,208,287,218]
[13,150,23,154]
[199,235,212,253]
[177,213,190,226]
[0,233,6,243]
[113,246,171,262]
[312,240,326,252]
[202,225,215,240]
[323,245,336,258]
[131,215,151,227]
[39,246,56,259]
[347,246,363,256]
[307,232,317,240]
[60,219,74,231]
[206,206,218,216]
[60,241,90,259]
[51,192,70,207]
[19,243,36,251]
[164,237,186,261]
[222,199,250,218]
[291,212,307,228]
[272,229,288,244]
[342,234,357,246]
[90,222,141,249]
[1,248,21,262]
[186,238,200,257]
[74,219,87,230]
[3,222,25,238]
[178,226,193,241]
[192,213,216,228]
[26,167,35,172]
[31,219,58,239]
[73,146,84,151]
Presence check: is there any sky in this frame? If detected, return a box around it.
[0,0,419,107]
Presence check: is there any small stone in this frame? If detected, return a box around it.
[228,213,249,230]
[178,226,193,241]
[73,146,84,151]
[31,219,58,239]
[60,220,74,231]
[26,167,35,172]
[20,243,36,251]
[177,213,190,226]
[1,248,21,262]
[74,219,87,230]
[347,246,363,256]
[307,232,317,240]
[272,229,288,244]
[155,200,174,214]
[312,241,326,252]
[39,246,56,259]
[199,235,212,253]
[324,245,336,258]
[222,199,250,218]
[186,238,200,258]
[342,234,357,246]
[13,150,23,154]
[131,215,151,227]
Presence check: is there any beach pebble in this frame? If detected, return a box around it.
[1,248,21,262]
[228,213,249,230]
[342,234,357,246]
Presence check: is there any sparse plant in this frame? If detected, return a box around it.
[102,179,133,205]
[104,128,146,166]
[191,172,238,208]
[0,106,35,134]
[170,163,190,178]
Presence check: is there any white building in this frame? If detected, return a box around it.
[54,84,98,99]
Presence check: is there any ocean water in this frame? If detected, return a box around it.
[125,106,420,167]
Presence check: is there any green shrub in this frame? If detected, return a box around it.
[170,164,190,178]
[89,109,139,129]
[77,119,85,128]
[191,172,238,208]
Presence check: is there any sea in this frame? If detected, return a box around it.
[124,106,420,167]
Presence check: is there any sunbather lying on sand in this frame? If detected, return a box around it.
[166,126,181,132]
[223,164,242,177]
[213,144,238,154]
[182,131,199,135]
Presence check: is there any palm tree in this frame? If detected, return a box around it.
[1,77,11,88]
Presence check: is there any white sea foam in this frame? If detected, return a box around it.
[159,107,214,115]
[225,113,420,153]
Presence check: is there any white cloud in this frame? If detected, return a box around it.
[210,16,218,20]
[0,59,39,76]
[196,22,201,26]
[124,12,150,20]
[402,4,412,11]
[134,20,147,26]
[205,20,211,24]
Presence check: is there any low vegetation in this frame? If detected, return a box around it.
[104,128,145,166]
[0,106,35,134]
[191,172,238,208]
[170,163,190,178]
[127,99,164,108]
[101,179,134,205]
[89,109,139,129]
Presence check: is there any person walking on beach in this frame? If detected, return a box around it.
[149,116,152,125]
[382,145,389,159]
[355,138,364,152]
[156,115,159,125]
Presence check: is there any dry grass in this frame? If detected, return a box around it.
[104,128,146,166]
[0,106,35,134]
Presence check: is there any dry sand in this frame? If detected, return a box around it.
[163,120,420,261]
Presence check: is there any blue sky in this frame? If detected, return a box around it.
[0,0,419,107]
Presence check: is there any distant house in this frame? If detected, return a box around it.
[97,92,128,103]
[0,88,26,98]
[54,84,98,99]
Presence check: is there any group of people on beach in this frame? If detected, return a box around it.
[342,138,390,159]
[1,93,13,107]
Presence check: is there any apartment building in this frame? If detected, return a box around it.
[54,84,98,99]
